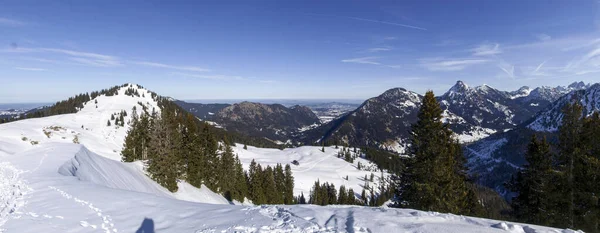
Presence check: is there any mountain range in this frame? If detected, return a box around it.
[0,82,590,232]
[2,81,596,198]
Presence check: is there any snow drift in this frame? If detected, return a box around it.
[57,146,171,198]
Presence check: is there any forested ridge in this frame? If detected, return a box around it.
[121,91,294,203]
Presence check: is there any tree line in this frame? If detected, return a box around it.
[508,103,600,232]
[121,98,295,204]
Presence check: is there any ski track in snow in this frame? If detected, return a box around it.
[48,186,117,233]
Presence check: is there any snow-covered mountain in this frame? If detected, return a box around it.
[514,81,590,104]
[300,88,422,153]
[438,81,533,141]
[464,82,599,197]
[528,83,600,131]
[304,80,563,153]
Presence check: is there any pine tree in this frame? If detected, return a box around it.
[399,91,473,215]
[556,103,584,228]
[338,185,347,204]
[218,143,237,201]
[243,144,248,150]
[283,164,294,204]
[274,164,286,203]
[348,188,356,205]
[231,155,248,203]
[119,114,125,126]
[262,166,281,204]
[508,135,553,225]
[146,114,178,192]
[299,192,306,204]
[249,160,266,204]
[555,103,600,232]
[121,109,139,162]
[107,119,111,126]
[361,189,367,205]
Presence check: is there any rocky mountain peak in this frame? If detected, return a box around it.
[446,80,471,95]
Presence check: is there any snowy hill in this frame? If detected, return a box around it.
[0,144,577,232]
[233,144,384,197]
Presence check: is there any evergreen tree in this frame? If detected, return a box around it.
[361,189,367,205]
[508,135,553,225]
[338,185,348,204]
[262,166,281,204]
[231,155,248,203]
[274,164,286,203]
[284,164,295,204]
[399,91,473,215]
[146,114,178,192]
[249,160,266,204]
[348,188,356,205]
[556,103,584,228]
[107,119,111,126]
[299,192,306,204]
[218,142,237,201]
[121,109,139,162]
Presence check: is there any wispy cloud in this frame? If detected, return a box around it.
[309,13,427,31]
[497,64,515,78]
[345,16,427,31]
[472,43,502,56]
[41,48,115,60]
[533,60,547,73]
[535,33,551,41]
[0,17,26,27]
[15,67,46,71]
[420,58,488,71]
[1,47,123,67]
[69,57,121,67]
[341,56,381,65]
[366,47,392,53]
[133,61,210,72]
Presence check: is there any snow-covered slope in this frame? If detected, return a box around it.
[0,143,578,232]
[233,144,384,196]
[0,84,230,205]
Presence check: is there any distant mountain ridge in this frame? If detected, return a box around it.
[301,80,589,152]
[465,82,599,197]
[176,100,321,144]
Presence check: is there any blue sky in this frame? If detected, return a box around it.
[1,0,600,103]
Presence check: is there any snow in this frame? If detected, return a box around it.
[233,144,385,197]
[298,123,321,133]
[0,143,576,233]
[0,84,579,232]
[455,127,497,143]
